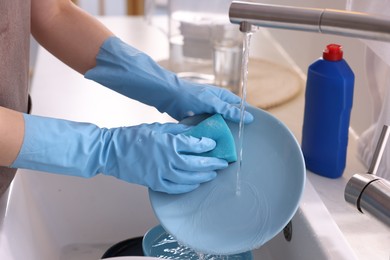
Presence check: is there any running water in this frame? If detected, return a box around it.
[150,231,251,259]
[236,31,253,196]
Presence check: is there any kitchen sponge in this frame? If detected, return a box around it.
[183,114,237,163]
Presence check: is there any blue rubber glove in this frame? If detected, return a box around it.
[85,36,254,123]
[11,114,227,194]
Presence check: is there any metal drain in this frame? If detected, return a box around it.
[283,221,293,242]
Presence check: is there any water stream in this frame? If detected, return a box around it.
[148,30,255,260]
[236,32,253,196]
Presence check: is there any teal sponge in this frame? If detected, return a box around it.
[183,114,237,163]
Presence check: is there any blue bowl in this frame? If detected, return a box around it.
[149,105,305,255]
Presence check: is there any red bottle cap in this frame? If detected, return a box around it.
[323,44,343,61]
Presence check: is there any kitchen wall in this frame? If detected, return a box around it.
[77,0,127,15]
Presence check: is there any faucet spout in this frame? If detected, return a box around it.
[229,1,390,42]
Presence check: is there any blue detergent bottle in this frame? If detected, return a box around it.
[301,44,355,178]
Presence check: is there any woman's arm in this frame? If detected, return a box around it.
[31,0,114,74]
[0,107,24,166]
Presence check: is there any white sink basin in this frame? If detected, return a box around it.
[0,169,357,260]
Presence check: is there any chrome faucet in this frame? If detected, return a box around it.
[229,1,390,39]
[228,1,390,227]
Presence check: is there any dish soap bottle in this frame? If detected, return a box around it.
[301,44,355,178]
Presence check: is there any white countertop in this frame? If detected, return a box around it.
[28,17,389,259]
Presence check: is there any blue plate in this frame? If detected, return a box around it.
[149,106,305,255]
